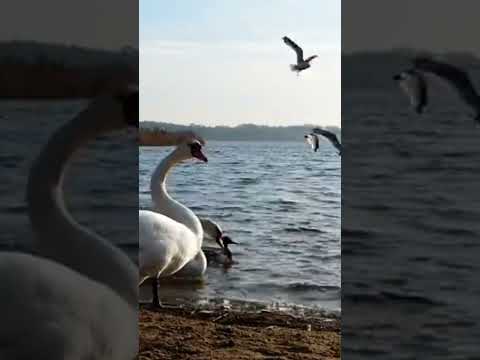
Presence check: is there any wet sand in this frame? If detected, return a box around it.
[139,304,340,359]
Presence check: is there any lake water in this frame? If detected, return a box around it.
[140,141,341,313]
[343,85,480,358]
[0,100,340,314]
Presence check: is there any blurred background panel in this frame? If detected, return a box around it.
[0,0,138,358]
[342,1,480,358]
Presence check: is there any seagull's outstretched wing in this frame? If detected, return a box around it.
[312,128,342,155]
[311,134,319,152]
[413,57,480,112]
[393,69,428,114]
[304,134,319,152]
[305,55,318,63]
[283,36,304,63]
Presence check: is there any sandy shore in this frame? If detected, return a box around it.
[139,304,340,359]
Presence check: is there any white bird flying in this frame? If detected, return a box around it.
[413,57,480,122]
[393,69,428,114]
[282,36,317,75]
[312,128,342,155]
[304,133,319,152]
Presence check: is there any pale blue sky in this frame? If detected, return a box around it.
[140,0,341,127]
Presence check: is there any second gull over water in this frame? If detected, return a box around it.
[413,57,480,122]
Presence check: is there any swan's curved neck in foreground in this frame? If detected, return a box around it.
[150,149,203,242]
[26,96,137,307]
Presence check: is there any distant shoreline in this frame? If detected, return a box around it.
[140,121,341,144]
[0,41,136,98]
[139,140,306,144]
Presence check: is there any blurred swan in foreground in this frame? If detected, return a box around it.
[312,128,342,155]
[393,69,428,114]
[413,57,480,122]
[139,141,208,307]
[0,93,139,359]
[282,36,317,75]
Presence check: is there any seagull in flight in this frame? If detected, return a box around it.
[312,128,342,155]
[393,69,428,114]
[413,57,480,122]
[304,133,320,152]
[282,36,317,75]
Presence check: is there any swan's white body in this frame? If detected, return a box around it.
[139,209,203,282]
[171,249,208,279]
[0,254,135,360]
[139,143,206,286]
[168,219,224,279]
[0,95,138,359]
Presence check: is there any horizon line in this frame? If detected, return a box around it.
[140,121,341,129]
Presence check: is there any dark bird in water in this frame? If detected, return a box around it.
[393,69,428,114]
[304,133,320,152]
[282,36,317,75]
[413,57,480,122]
[204,235,238,268]
[312,128,342,155]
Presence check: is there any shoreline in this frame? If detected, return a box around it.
[139,304,340,359]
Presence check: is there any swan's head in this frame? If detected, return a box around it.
[176,141,208,163]
[200,218,224,248]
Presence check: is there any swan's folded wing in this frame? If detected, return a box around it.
[139,210,200,278]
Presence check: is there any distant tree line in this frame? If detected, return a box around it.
[0,41,137,98]
[140,121,340,143]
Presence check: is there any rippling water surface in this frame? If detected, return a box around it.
[140,141,340,312]
[343,88,480,358]
[0,100,340,313]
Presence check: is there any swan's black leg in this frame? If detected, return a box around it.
[151,277,161,308]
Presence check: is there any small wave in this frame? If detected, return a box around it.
[342,228,373,239]
[406,130,439,137]
[345,291,443,306]
[381,291,443,306]
[287,282,340,293]
[4,205,27,214]
[355,204,392,212]
[237,177,261,185]
[441,151,474,158]
[284,227,326,234]
[435,260,475,271]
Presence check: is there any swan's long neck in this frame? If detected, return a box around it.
[26,96,138,307]
[150,150,203,244]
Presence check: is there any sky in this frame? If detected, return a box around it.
[140,0,341,127]
[343,0,480,55]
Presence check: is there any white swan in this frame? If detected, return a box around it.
[170,218,233,279]
[200,218,226,248]
[139,141,208,306]
[0,94,138,359]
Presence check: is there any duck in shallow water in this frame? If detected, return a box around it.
[204,235,238,269]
